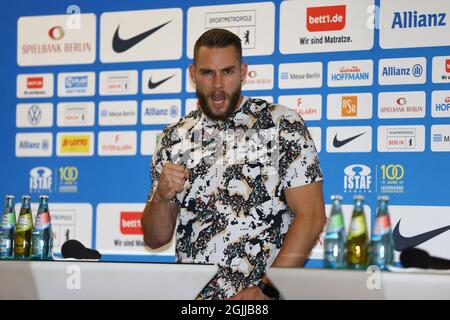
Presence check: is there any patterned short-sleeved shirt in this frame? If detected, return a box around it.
[148,97,322,299]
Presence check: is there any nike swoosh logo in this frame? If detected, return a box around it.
[393,219,450,251]
[333,132,365,148]
[148,74,176,89]
[112,20,172,53]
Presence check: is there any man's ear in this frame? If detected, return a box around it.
[189,64,196,84]
[241,62,248,82]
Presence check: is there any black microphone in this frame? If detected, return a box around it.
[400,247,450,270]
[61,239,102,260]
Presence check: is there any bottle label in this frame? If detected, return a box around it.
[35,212,51,231]
[16,214,33,231]
[373,215,392,236]
[0,239,12,255]
[349,215,367,237]
[0,213,16,230]
[326,214,345,234]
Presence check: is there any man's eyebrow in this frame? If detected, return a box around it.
[198,66,236,72]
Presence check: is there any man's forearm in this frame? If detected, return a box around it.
[272,214,324,267]
[262,212,325,285]
[141,193,178,249]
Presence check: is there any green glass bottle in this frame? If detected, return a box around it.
[14,195,33,259]
[347,195,369,269]
[0,195,17,259]
[323,195,347,269]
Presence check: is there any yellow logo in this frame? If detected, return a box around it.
[60,135,91,154]
[59,166,78,183]
[381,164,404,180]
[341,96,358,117]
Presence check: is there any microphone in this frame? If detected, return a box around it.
[61,239,102,260]
[400,247,450,270]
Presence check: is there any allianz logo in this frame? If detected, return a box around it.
[382,64,423,77]
[19,139,50,150]
[144,106,178,117]
[391,11,446,29]
[65,76,88,88]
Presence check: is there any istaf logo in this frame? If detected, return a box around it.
[344,164,372,193]
[29,166,52,194]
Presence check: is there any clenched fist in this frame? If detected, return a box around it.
[154,163,189,202]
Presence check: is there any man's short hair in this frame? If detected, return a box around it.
[193,28,242,64]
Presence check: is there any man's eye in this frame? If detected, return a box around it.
[224,69,233,75]
[202,71,212,76]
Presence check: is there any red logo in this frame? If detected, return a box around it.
[27,77,44,89]
[306,5,346,32]
[120,211,143,235]
[445,59,450,73]
[48,26,65,40]
[248,71,257,78]
[396,97,407,106]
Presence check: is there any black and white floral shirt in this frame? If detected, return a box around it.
[148,97,322,299]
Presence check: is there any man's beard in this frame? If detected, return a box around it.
[197,87,241,122]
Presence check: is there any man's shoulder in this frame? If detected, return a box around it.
[246,98,305,125]
[159,109,202,144]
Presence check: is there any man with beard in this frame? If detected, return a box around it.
[142,28,326,300]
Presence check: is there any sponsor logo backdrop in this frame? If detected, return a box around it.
[1,0,449,264]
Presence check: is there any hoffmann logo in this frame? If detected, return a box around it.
[306,5,346,32]
[120,211,143,235]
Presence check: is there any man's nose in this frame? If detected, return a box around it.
[213,74,224,89]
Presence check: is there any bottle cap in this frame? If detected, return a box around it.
[21,194,31,200]
[377,195,389,201]
[331,194,343,201]
[353,194,365,201]
[5,195,15,200]
[39,195,49,199]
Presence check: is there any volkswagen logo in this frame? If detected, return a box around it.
[27,105,42,126]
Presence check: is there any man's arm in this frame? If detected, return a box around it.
[141,194,179,249]
[230,180,326,300]
[269,180,326,268]
[141,163,188,249]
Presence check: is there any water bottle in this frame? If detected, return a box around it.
[347,195,369,269]
[31,195,53,260]
[14,195,33,259]
[0,195,17,259]
[323,195,347,269]
[369,195,394,270]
